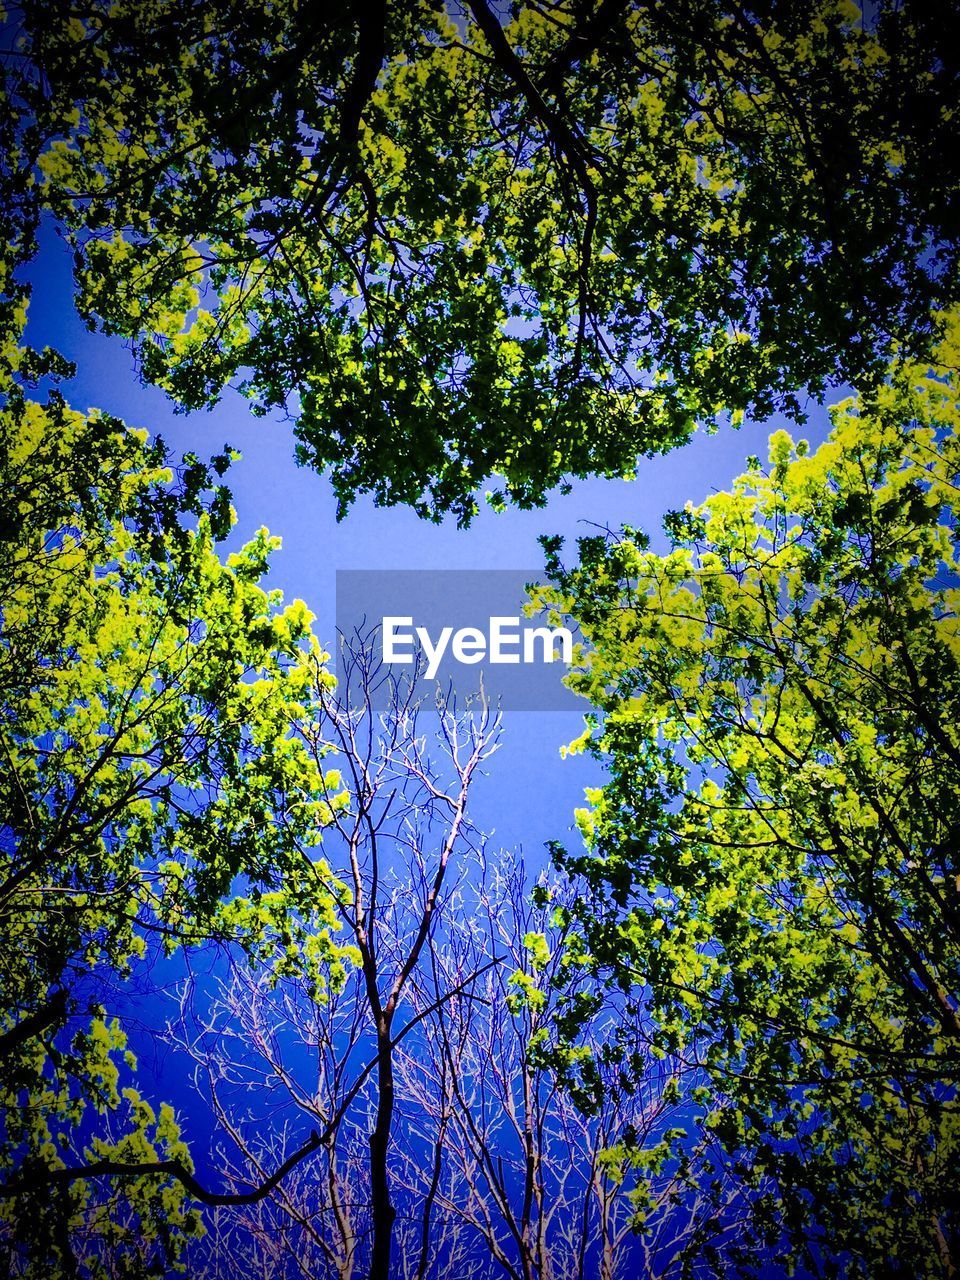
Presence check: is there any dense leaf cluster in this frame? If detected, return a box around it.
[538,322,960,1275]
[7,0,960,519]
[0,306,349,1272]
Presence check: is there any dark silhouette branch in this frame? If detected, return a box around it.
[0,988,67,1057]
[303,0,388,220]
[464,0,598,369]
[0,1129,323,1207]
[537,0,632,96]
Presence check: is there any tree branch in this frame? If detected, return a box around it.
[0,1128,323,1207]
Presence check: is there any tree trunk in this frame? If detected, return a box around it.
[367,1018,396,1280]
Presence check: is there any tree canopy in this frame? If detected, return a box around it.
[536,321,960,1275]
[3,1,960,1274]
[4,0,958,520]
[0,308,350,1273]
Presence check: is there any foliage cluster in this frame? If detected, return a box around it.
[536,321,960,1275]
[7,0,959,518]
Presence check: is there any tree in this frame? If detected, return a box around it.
[6,0,959,520]
[168,641,502,1280]
[168,649,751,1280]
[390,854,754,1280]
[0,315,349,1275]
[534,318,960,1277]
[176,849,761,1280]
